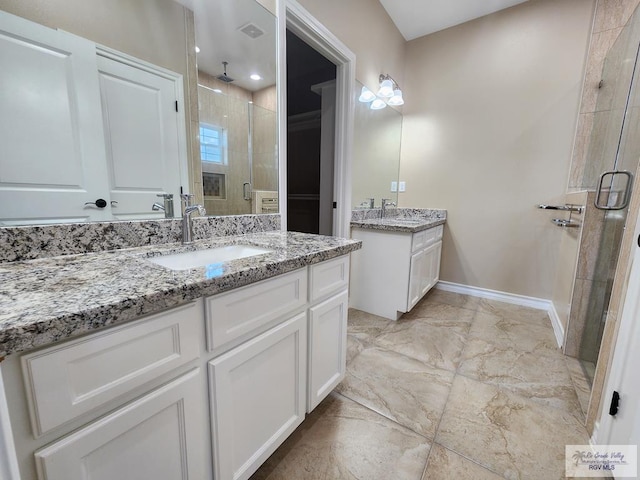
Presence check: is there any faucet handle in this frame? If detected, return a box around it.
[180,193,195,211]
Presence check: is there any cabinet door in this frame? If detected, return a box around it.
[0,11,111,225]
[97,53,186,221]
[209,313,307,480]
[422,241,442,296]
[308,290,348,412]
[408,249,426,310]
[34,369,207,480]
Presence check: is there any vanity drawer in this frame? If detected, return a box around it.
[411,225,443,252]
[205,268,307,353]
[309,255,349,302]
[22,301,202,437]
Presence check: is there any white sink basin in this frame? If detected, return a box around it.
[148,245,272,271]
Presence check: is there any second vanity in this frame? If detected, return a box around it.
[350,209,446,320]
[0,231,361,480]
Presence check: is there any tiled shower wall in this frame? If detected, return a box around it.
[569,0,640,190]
[197,74,278,216]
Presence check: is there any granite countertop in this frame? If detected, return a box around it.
[0,231,361,358]
[350,216,446,233]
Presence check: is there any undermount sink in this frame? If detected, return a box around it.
[148,245,272,270]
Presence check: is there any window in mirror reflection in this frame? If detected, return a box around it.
[200,124,227,164]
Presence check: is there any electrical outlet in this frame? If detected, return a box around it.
[399,181,406,192]
[391,181,398,192]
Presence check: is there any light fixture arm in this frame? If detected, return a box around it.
[379,73,400,90]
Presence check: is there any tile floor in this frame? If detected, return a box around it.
[251,289,592,480]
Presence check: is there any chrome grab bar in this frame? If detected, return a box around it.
[594,170,633,210]
[552,218,580,228]
[538,204,584,214]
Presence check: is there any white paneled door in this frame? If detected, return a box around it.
[97,53,185,220]
[0,11,111,225]
[0,11,187,225]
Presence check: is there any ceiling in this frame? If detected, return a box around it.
[379,0,529,41]
[176,0,277,91]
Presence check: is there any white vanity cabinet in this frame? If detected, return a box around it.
[1,300,210,480]
[207,255,349,480]
[0,255,351,480]
[350,225,443,320]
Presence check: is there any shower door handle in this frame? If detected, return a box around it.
[595,170,633,210]
[243,182,252,201]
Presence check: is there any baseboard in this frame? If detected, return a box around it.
[546,302,565,350]
[435,281,564,348]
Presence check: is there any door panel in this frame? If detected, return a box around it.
[97,55,184,220]
[0,11,110,224]
[34,369,206,480]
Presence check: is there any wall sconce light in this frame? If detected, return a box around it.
[358,74,404,110]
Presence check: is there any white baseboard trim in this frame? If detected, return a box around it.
[435,281,564,348]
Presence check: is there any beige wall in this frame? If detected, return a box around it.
[0,0,188,75]
[295,0,406,93]
[398,0,595,299]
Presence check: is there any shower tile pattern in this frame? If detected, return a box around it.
[252,290,590,480]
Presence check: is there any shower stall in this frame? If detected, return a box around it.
[567,3,640,386]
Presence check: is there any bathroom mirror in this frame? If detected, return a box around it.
[0,0,278,225]
[351,80,402,209]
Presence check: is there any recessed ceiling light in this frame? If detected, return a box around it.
[250,74,262,81]
[195,46,200,53]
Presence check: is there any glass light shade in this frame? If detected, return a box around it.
[387,89,404,106]
[377,79,394,98]
[358,86,376,102]
[370,98,387,110]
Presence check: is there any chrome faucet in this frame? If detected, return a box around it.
[381,198,396,218]
[180,193,206,244]
[153,193,174,218]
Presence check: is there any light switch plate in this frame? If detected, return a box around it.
[399,181,406,192]
[391,181,398,192]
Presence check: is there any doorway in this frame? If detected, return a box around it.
[286,30,336,235]
[283,1,356,238]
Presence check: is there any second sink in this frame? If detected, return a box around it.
[148,245,272,270]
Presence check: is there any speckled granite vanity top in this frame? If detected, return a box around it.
[0,231,361,358]
[350,208,447,233]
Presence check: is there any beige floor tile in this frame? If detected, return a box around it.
[419,289,482,311]
[469,310,559,350]
[422,444,504,480]
[251,393,431,480]
[458,337,583,418]
[346,334,369,365]
[477,299,552,328]
[564,356,593,419]
[337,347,454,439]
[348,308,393,341]
[373,318,469,371]
[402,301,477,324]
[436,376,590,480]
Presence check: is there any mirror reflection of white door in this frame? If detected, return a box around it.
[597,208,640,456]
[97,52,187,221]
[0,11,111,225]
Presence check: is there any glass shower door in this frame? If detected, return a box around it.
[577,4,640,384]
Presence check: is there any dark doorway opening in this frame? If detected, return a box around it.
[286,29,337,234]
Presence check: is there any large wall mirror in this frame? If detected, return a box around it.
[0,0,278,226]
[351,80,402,209]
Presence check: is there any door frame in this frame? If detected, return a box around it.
[278,0,355,238]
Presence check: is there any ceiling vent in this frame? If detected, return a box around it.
[238,22,265,39]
